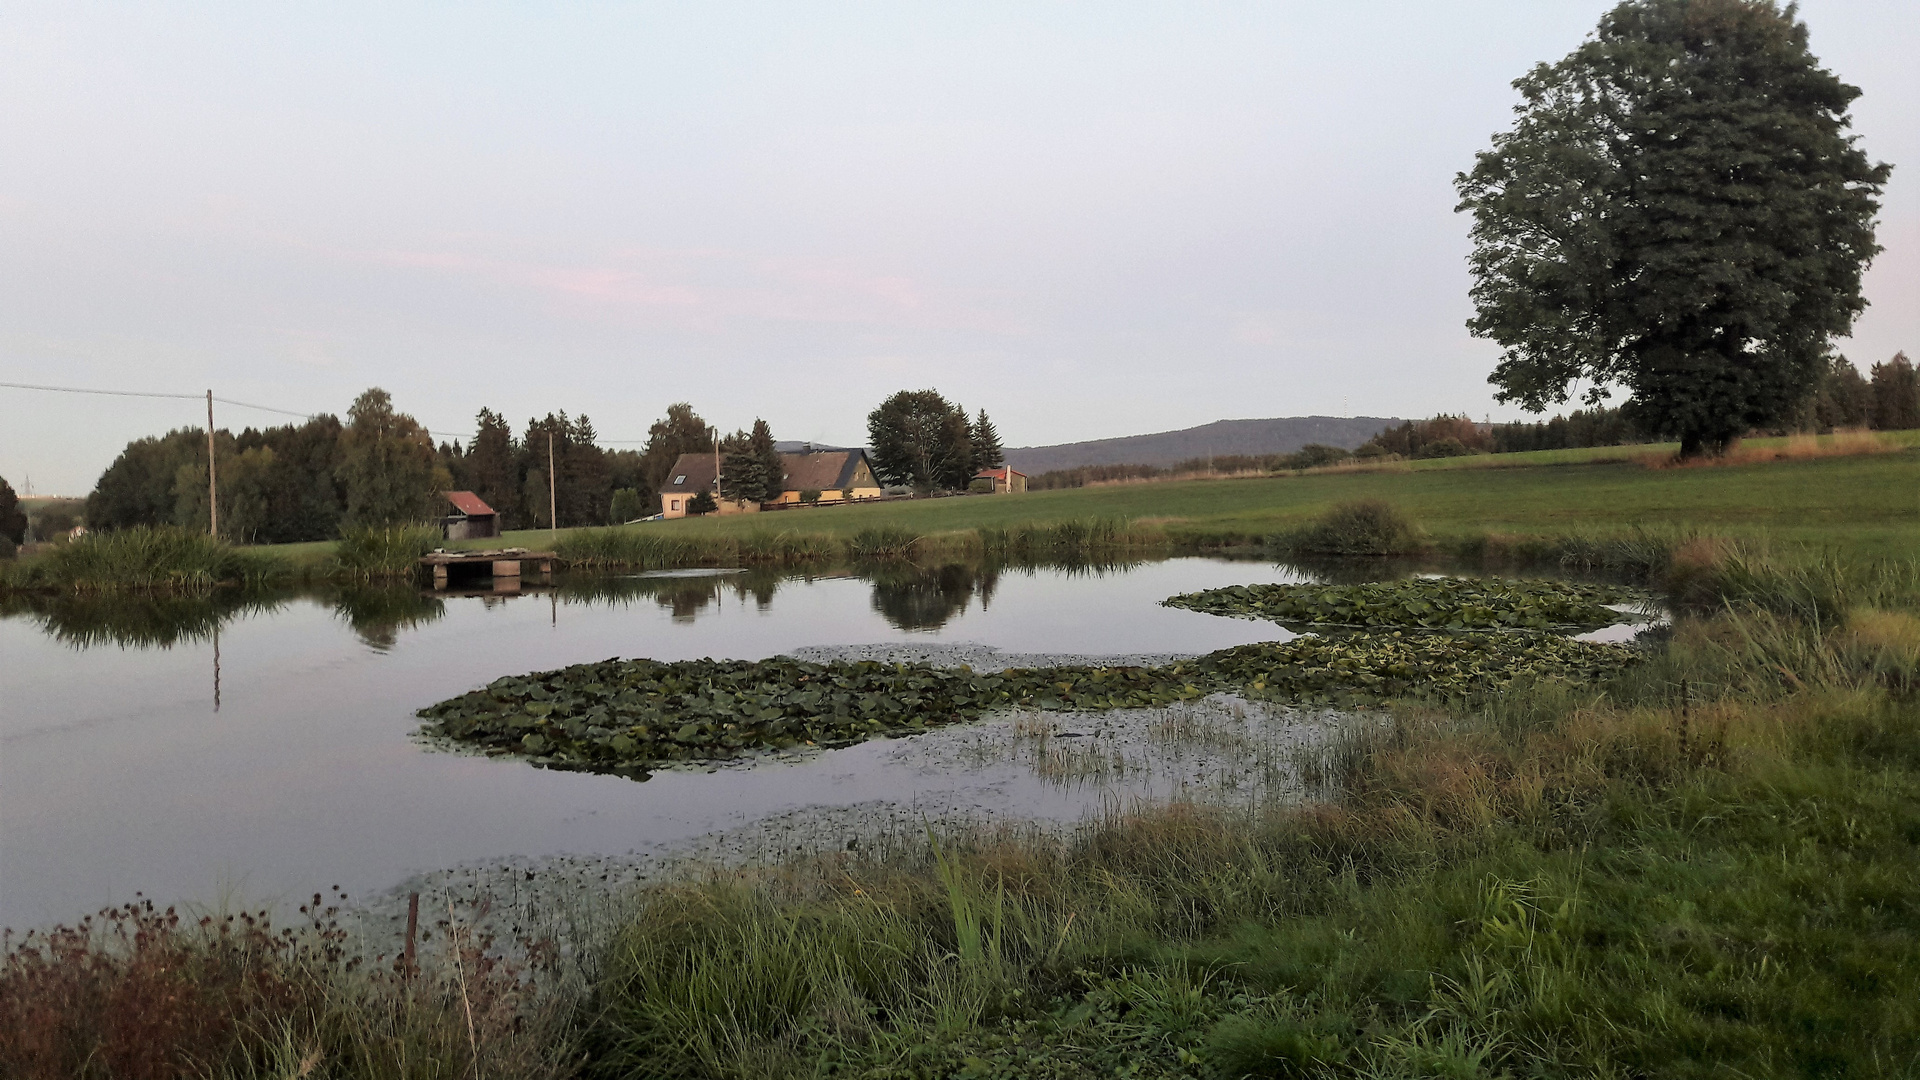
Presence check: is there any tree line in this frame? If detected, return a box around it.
[77,387,1010,541]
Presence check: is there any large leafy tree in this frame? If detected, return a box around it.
[1457,0,1889,457]
[867,390,978,492]
[336,388,443,528]
[638,403,715,511]
[0,476,27,547]
[86,429,203,530]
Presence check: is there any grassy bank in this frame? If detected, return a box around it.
[0,525,439,594]
[463,445,1919,564]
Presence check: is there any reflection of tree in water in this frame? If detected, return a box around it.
[555,568,786,623]
[6,588,287,649]
[1271,556,1423,586]
[867,562,1001,631]
[327,585,446,651]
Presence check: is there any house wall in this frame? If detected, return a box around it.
[660,494,758,518]
[768,486,883,505]
[443,515,500,539]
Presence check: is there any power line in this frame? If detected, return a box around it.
[0,379,521,442]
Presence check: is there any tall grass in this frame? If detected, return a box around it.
[977,516,1160,558]
[557,527,837,569]
[843,525,923,560]
[0,526,288,593]
[1269,500,1421,556]
[0,894,581,1080]
[568,548,1920,1076]
[330,525,442,580]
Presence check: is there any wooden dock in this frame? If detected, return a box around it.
[421,548,557,590]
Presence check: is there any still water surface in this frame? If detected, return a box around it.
[2,558,1317,929]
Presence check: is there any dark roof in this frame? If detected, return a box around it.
[658,453,720,495]
[779,450,870,491]
[659,449,877,496]
[444,491,496,517]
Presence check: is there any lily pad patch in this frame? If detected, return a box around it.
[417,635,1641,778]
[1163,577,1651,631]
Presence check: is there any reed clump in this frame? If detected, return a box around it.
[330,525,443,581]
[977,516,1163,558]
[1270,500,1421,557]
[556,527,838,569]
[844,525,923,560]
[0,526,288,593]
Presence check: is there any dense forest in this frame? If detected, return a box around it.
[80,391,735,543]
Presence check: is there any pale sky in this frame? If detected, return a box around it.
[2,2,1913,495]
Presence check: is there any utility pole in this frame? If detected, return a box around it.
[713,432,722,504]
[206,390,219,538]
[547,429,558,538]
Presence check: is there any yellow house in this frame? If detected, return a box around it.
[657,449,885,518]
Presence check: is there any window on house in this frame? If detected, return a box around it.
[673,475,686,485]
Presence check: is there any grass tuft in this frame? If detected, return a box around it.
[1272,500,1421,556]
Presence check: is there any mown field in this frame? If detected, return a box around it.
[443,442,1920,561]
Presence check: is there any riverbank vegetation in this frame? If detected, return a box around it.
[9,534,1920,1076]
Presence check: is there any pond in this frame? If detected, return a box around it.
[1,556,1367,931]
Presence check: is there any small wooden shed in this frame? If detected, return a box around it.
[441,491,501,539]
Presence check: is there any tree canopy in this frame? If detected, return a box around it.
[867,390,984,491]
[336,388,444,528]
[720,419,783,504]
[0,476,26,548]
[1457,0,1889,457]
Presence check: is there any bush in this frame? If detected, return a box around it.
[800,489,822,505]
[687,491,718,516]
[1277,500,1420,556]
[1412,437,1477,459]
[609,487,647,523]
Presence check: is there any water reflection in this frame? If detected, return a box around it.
[0,554,1475,655]
[866,562,999,631]
[1,589,286,649]
[326,586,448,652]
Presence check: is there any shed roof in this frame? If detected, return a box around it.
[444,491,497,517]
[974,466,1026,480]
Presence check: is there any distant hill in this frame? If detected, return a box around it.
[1003,416,1400,475]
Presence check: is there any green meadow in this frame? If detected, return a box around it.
[462,443,1920,561]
